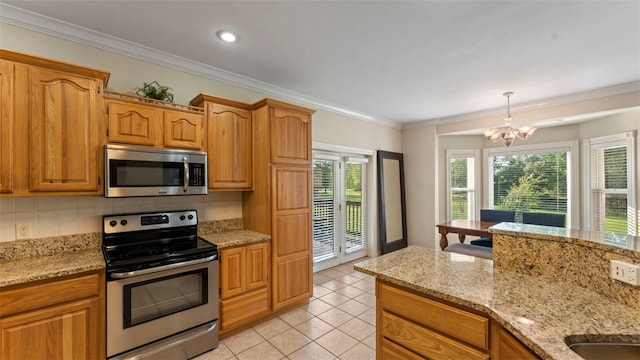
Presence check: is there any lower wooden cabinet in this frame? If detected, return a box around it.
[219,242,270,335]
[0,270,105,360]
[376,280,539,360]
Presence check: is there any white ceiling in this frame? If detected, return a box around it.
[2,1,639,128]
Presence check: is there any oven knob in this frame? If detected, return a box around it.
[188,215,194,220]
[109,220,117,227]
[180,215,186,221]
[120,219,128,226]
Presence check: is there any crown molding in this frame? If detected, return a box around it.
[402,81,640,130]
[0,3,400,129]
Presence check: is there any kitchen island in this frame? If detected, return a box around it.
[355,245,640,360]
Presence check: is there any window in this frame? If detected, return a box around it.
[585,132,636,235]
[484,142,577,226]
[446,150,479,221]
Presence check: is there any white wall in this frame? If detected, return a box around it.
[0,23,401,253]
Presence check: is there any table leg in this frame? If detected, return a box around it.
[458,234,466,244]
[439,230,449,250]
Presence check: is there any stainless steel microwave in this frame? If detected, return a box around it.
[105,144,207,198]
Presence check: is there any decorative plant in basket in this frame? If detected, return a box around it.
[134,81,174,103]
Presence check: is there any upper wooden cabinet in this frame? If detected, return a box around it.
[29,66,104,192]
[190,94,253,191]
[106,92,204,151]
[266,102,312,165]
[0,60,15,193]
[0,49,110,196]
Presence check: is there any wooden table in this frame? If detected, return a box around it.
[436,220,497,250]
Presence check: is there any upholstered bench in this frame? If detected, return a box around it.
[444,243,493,260]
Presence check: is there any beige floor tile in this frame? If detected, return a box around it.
[294,317,334,340]
[348,271,370,280]
[362,333,376,350]
[353,292,376,307]
[300,298,334,316]
[338,318,375,341]
[334,286,365,299]
[252,316,292,339]
[279,307,314,327]
[357,308,376,326]
[318,269,344,279]
[322,279,348,291]
[315,329,358,356]
[268,328,311,355]
[288,341,337,360]
[317,308,354,327]
[339,342,375,360]
[351,279,375,292]
[319,292,350,306]
[192,342,235,360]
[223,328,264,355]
[336,274,361,284]
[339,299,371,316]
[236,341,284,360]
[313,274,333,284]
[313,284,335,298]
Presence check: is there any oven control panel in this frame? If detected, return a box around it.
[103,210,198,234]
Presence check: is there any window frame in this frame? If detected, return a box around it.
[446,149,480,221]
[482,141,579,228]
[582,131,637,235]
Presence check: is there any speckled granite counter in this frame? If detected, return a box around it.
[200,230,270,249]
[354,246,640,360]
[0,233,104,288]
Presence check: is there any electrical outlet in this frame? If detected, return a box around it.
[15,223,32,240]
[610,260,640,286]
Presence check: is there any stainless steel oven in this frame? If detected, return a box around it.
[103,210,218,360]
[105,144,207,198]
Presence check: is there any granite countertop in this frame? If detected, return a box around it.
[200,230,270,249]
[354,246,640,360]
[0,248,105,288]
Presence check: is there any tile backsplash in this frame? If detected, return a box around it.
[0,193,242,243]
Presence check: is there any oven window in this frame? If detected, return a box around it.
[123,269,208,328]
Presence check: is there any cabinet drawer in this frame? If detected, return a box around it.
[382,311,488,360]
[220,288,269,331]
[379,281,488,350]
[0,272,101,316]
[380,338,425,360]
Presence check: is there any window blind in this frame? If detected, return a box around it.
[312,158,338,260]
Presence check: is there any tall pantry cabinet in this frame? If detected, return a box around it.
[243,99,315,311]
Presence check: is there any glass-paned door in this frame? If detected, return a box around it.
[312,152,368,272]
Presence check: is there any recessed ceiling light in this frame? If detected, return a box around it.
[216,30,236,43]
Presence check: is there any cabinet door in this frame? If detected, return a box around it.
[270,106,311,165]
[29,66,102,192]
[164,110,204,150]
[271,166,312,310]
[207,103,252,189]
[246,242,268,291]
[106,100,161,146]
[496,327,539,360]
[220,246,246,299]
[0,297,101,360]
[0,60,14,193]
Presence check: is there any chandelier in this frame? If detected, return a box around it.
[484,92,536,147]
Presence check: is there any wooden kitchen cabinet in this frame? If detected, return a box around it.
[243,99,315,313]
[492,325,540,360]
[190,94,253,190]
[0,270,105,360]
[105,93,205,150]
[219,242,269,335]
[0,60,15,193]
[0,49,110,196]
[377,280,490,360]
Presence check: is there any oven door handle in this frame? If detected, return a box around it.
[110,255,217,279]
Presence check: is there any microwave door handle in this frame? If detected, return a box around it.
[183,157,189,192]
